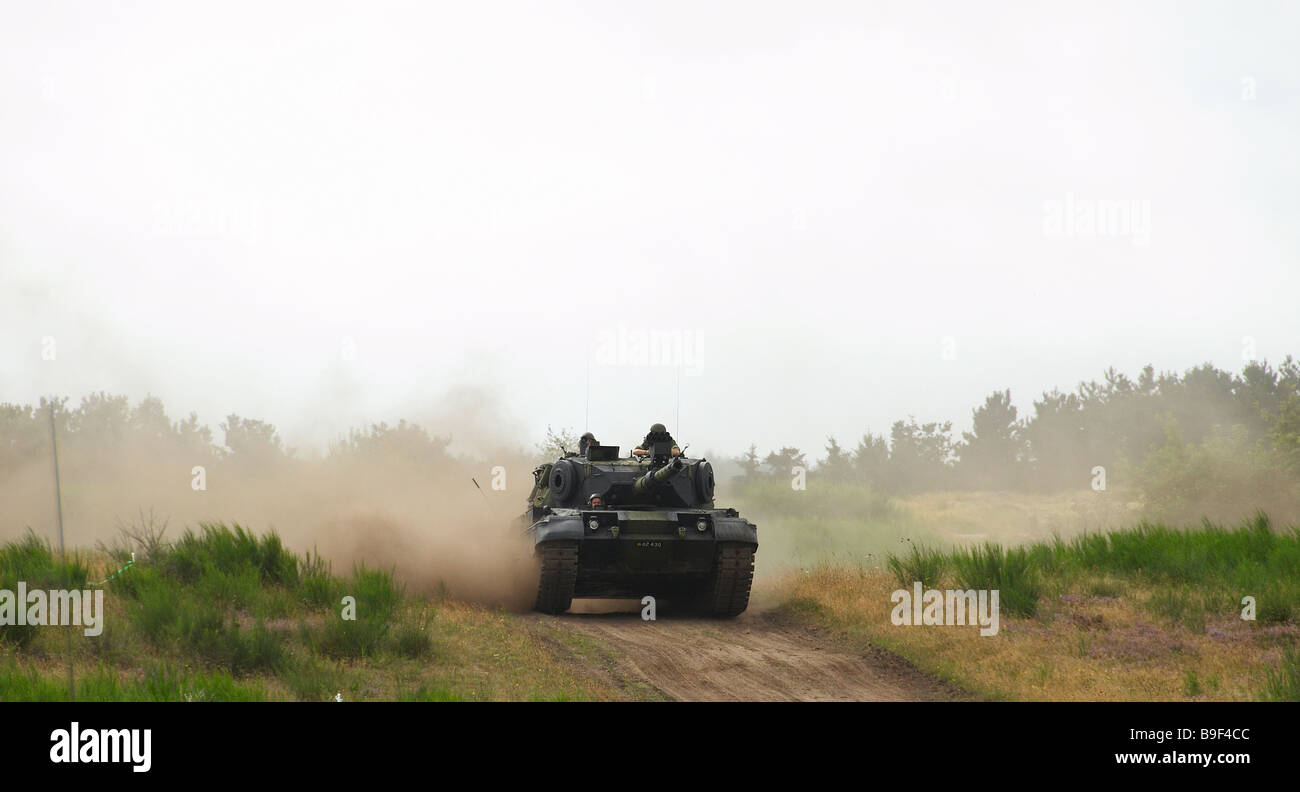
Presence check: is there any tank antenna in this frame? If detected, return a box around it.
[585,346,591,432]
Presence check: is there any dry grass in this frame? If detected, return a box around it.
[778,565,1297,701]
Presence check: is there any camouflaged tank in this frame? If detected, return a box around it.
[524,440,757,617]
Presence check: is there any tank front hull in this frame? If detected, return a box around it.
[528,509,758,608]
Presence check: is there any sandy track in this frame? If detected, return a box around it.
[545,610,967,702]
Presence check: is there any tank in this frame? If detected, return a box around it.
[524,440,758,617]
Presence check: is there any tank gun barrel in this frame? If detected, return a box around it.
[633,456,684,495]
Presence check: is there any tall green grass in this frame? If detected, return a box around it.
[885,512,1300,624]
[0,531,90,648]
[1034,512,1300,625]
[3,522,426,698]
[299,548,341,608]
[0,657,266,701]
[886,544,948,588]
[885,541,1040,617]
[1032,513,1300,583]
[1259,644,1300,702]
[951,544,1040,617]
[303,563,403,659]
[130,580,286,674]
[161,522,299,588]
[118,525,411,670]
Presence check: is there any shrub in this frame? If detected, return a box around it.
[392,616,433,659]
[282,656,342,701]
[163,523,297,587]
[298,549,341,609]
[306,563,402,659]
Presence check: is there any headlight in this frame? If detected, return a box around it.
[696,518,708,532]
[588,518,600,532]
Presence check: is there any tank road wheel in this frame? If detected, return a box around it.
[534,542,579,614]
[699,543,755,618]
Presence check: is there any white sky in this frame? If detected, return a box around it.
[2,0,1297,459]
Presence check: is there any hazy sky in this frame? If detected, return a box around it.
[2,0,1297,459]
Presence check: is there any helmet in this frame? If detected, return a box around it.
[649,423,667,434]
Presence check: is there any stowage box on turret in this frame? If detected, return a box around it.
[523,441,758,617]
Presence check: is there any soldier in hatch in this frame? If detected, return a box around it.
[578,432,598,456]
[631,423,681,458]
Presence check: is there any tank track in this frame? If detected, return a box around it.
[534,541,579,614]
[700,543,755,618]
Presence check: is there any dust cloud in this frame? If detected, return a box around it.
[0,392,543,609]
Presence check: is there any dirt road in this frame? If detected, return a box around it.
[538,609,968,702]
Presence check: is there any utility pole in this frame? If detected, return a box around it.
[49,400,74,700]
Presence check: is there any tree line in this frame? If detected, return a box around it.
[4,357,1298,511]
[734,358,1300,498]
[0,393,454,475]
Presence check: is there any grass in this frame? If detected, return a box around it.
[884,542,1041,619]
[878,512,1300,629]
[951,543,1040,618]
[161,522,299,588]
[0,531,90,648]
[886,543,948,589]
[1029,512,1300,628]
[0,658,267,702]
[392,612,433,659]
[778,563,1297,701]
[732,479,1144,585]
[1259,643,1300,702]
[0,522,639,702]
[777,510,1300,701]
[301,563,402,660]
[9,488,1295,702]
